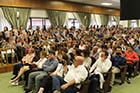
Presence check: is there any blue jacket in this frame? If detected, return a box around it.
[111,56,126,68]
[42,57,58,73]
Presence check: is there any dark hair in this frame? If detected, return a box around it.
[83,50,90,57]
[61,48,68,53]
[62,55,71,65]
[116,47,122,50]
[116,52,121,56]
[5,38,10,42]
[103,51,109,57]
[76,48,82,56]
[101,45,108,49]
[40,51,47,57]
[127,45,133,50]
[49,51,55,55]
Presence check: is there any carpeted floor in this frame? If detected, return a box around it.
[0,72,140,93]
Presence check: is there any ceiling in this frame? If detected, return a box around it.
[62,0,120,9]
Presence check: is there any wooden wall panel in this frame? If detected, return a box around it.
[0,0,120,16]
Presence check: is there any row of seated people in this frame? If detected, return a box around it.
[0,25,140,67]
[9,41,139,93]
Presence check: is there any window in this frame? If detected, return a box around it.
[90,14,97,26]
[68,19,80,29]
[108,20,117,27]
[26,18,31,29]
[32,18,43,30]
[27,17,51,30]
[130,20,137,28]
[108,16,117,27]
[45,19,51,29]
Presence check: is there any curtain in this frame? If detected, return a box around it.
[18,8,31,29]
[115,16,120,25]
[1,7,18,28]
[74,12,91,26]
[128,20,132,27]
[136,20,139,27]
[100,14,109,26]
[2,7,31,29]
[47,10,66,27]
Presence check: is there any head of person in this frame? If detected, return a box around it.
[20,26,24,30]
[28,48,35,54]
[81,50,90,58]
[48,51,55,60]
[62,55,71,65]
[80,41,84,46]
[4,26,8,31]
[61,48,68,55]
[101,51,108,61]
[92,46,99,52]
[74,56,84,67]
[127,45,133,52]
[101,45,108,51]
[5,38,10,43]
[116,47,122,53]
[75,48,82,56]
[40,51,47,59]
[28,25,32,29]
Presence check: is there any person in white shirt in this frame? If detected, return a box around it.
[81,50,92,69]
[89,51,112,89]
[52,56,88,93]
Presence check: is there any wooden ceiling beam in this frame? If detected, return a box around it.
[0,0,120,16]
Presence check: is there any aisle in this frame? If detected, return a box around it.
[0,72,140,93]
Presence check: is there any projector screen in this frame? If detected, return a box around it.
[120,0,140,20]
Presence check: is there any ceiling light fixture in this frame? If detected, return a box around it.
[101,3,112,6]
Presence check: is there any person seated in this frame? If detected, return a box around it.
[25,51,58,93]
[52,56,88,93]
[99,45,111,59]
[134,41,140,72]
[23,51,47,87]
[109,47,126,92]
[90,46,99,60]
[124,45,139,84]
[38,55,70,93]
[89,51,112,93]
[10,48,35,85]
[1,38,16,63]
[81,49,92,69]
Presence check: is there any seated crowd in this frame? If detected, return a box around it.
[0,25,140,93]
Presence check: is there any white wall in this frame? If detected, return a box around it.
[30,9,48,18]
[120,20,128,27]
[67,12,75,19]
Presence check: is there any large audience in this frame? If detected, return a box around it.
[0,24,140,93]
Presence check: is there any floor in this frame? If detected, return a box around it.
[0,72,140,93]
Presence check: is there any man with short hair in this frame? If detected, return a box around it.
[52,56,88,93]
[25,51,58,93]
[89,51,112,93]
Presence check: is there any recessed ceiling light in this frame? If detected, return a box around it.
[101,3,112,6]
